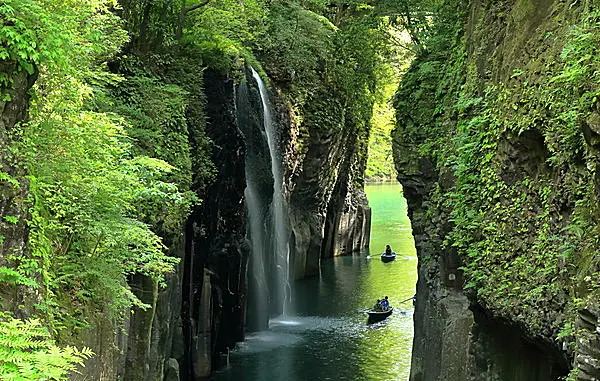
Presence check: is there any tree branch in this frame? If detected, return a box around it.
[176,0,211,39]
[183,0,211,14]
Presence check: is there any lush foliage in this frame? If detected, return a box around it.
[19,0,193,320]
[0,0,71,87]
[366,59,410,182]
[182,0,268,73]
[0,313,93,380]
[365,98,397,182]
[393,1,600,376]
[117,0,183,51]
[1,0,201,375]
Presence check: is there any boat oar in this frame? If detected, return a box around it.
[398,295,416,304]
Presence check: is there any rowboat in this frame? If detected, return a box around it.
[367,307,393,322]
[381,252,396,262]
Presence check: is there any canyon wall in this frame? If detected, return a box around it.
[180,66,373,378]
[1,3,374,379]
[394,0,600,379]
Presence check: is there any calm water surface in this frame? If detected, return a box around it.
[212,183,417,381]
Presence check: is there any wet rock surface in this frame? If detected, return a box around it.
[394,0,598,379]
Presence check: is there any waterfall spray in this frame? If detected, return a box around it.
[239,68,292,330]
[250,68,291,316]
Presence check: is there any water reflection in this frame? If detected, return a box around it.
[212,183,416,381]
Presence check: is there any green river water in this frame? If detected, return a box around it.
[212,182,417,380]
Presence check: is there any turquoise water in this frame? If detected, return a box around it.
[212,183,417,380]
[367,183,417,261]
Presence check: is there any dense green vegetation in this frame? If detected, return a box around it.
[5,0,599,377]
[366,61,404,182]
[0,313,93,379]
[0,0,423,378]
[0,0,207,376]
[393,0,600,377]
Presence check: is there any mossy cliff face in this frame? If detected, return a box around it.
[276,88,371,279]
[393,0,600,379]
[264,3,374,279]
[0,64,37,314]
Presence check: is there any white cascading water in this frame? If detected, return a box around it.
[250,68,291,316]
[244,178,269,328]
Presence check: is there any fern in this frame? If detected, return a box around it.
[0,267,37,287]
[0,313,93,380]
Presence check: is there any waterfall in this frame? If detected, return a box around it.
[244,171,269,330]
[237,68,291,331]
[250,68,291,317]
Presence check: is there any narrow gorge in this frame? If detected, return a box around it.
[1,0,600,380]
[394,0,600,380]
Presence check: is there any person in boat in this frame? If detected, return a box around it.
[385,245,392,256]
[373,299,382,311]
[381,296,390,311]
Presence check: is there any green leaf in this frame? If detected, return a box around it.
[3,216,19,224]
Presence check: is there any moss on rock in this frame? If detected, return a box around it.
[394,0,600,378]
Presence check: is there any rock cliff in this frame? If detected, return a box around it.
[181,70,248,379]
[394,0,600,379]
[271,82,372,280]
[0,64,37,314]
[281,90,372,278]
[179,67,372,378]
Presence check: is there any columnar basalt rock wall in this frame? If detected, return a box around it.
[120,249,185,381]
[394,0,600,379]
[321,138,371,259]
[181,70,249,380]
[277,93,372,279]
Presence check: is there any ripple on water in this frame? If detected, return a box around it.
[235,331,303,354]
[269,315,365,340]
[213,184,417,381]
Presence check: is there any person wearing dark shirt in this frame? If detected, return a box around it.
[381,296,390,311]
[373,299,382,311]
